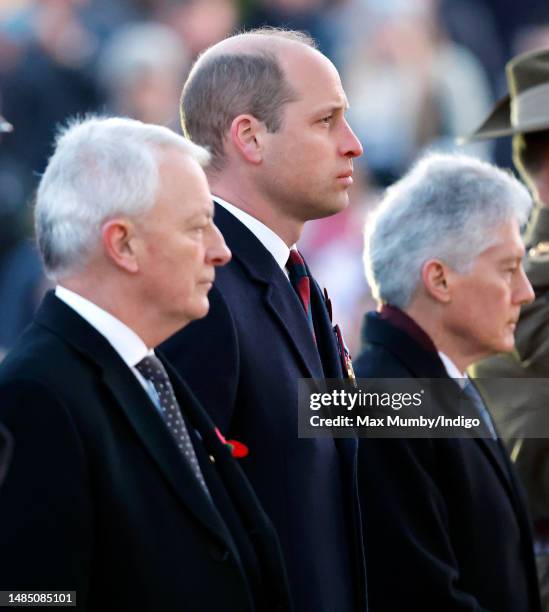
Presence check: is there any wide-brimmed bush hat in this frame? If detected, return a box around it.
[460,47,549,143]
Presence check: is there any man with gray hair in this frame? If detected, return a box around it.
[354,153,540,611]
[0,116,294,611]
[160,27,366,612]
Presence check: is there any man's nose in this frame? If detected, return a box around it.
[340,120,363,159]
[515,265,534,305]
[207,223,231,267]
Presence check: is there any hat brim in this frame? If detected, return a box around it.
[458,94,549,144]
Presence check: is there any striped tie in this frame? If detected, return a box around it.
[287,249,315,339]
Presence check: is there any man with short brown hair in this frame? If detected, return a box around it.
[161,28,367,612]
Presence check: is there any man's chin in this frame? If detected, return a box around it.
[309,196,350,221]
[495,337,515,354]
[194,300,211,321]
[178,299,211,326]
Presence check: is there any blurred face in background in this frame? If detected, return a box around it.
[158,0,239,57]
[119,72,182,126]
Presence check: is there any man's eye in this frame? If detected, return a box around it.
[320,115,332,124]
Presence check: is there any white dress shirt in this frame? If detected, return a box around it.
[438,351,467,388]
[439,350,497,438]
[214,196,293,276]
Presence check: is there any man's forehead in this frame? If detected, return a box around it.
[478,220,525,260]
[281,49,344,101]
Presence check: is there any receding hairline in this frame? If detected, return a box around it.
[192,30,318,72]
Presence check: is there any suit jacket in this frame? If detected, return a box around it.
[0,292,293,612]
[161,203,367,612]
[354,311,541,612]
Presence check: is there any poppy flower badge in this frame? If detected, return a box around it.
[215,427,249,458]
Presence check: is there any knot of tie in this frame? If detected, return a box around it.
[287,248,308,280]
[135,354,170,387]
[286,249,315,339]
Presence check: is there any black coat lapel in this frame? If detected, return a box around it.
[308,277,343,378]
[162,356,276,529]
[213,202,324,379]
[472,405,533,524]
[161,356,293,600]
[35,293,235,547]
[100,367,236,548]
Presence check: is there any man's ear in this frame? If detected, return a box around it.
[421,259,451,303]
[101,218,139,273]
[228,114,265,164]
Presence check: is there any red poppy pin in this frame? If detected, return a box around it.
[215,427,249,458]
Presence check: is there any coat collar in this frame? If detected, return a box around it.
[361,311,447,379]
[34,292,239,550]
[214,203,325,379]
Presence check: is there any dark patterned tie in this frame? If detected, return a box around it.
[286,248,315,339]
[136,355,210,497]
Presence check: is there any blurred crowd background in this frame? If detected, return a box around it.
[1,0,549,359]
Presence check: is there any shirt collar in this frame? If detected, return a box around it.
[438,351,467,387]
[55,285,153,368]
[214,195,291,271]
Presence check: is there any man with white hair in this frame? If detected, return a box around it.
[354,153,541,611]
[0,116,293,611]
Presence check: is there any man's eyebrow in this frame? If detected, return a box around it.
[312,96,350,116]
[187,209,213,222]
[311,106,342,119]
[500,253,524,264]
